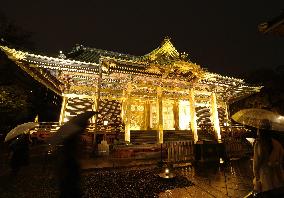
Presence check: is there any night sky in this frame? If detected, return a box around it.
[1,0,284,77]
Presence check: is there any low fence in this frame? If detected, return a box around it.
[29,122,252,162]
[164,140,194,163]
[223,138,253,159]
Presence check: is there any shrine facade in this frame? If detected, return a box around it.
[1,38,261,143]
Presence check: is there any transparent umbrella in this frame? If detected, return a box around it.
[231,108,284,131]
[5,122,39,142]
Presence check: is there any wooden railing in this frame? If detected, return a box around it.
[164,140,194,163]
[223,138,253,159]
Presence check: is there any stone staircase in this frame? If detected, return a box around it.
[163,130,193,142]
[130,130,158,144]
[197,130,216,141]
[130,130,194,144]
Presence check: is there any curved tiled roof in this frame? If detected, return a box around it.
[67,45,141,64]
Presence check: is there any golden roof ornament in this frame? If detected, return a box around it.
[143,37,180,63]
[143,38,205,81]
[58,50,66,59]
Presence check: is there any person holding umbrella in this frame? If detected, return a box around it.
[5,122,37,174]
[232,109,284,197]
[9,133,32,174]
[253,119,284,196]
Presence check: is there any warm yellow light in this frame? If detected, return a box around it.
[63,117,69,122]
[103,120,108,126]
[179,100,190,130]
[211,93,221,142]
[246,138,255,146]
[165,168,170,174]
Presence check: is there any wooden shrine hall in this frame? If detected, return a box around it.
[0,38,261,144]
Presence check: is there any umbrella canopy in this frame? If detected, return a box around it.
[232,108,284,131]
[47,111,97,145]
[5,122,39,142]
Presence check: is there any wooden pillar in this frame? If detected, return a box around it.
[173,100,179,130]
[91,96,97,123]
[144,100,150,130]
[121,92,126,122]
[225,102,230,121]
[124,83,132,142]
[149,101,155,129]
[93,63,102,144]
[59,96,68,124]
[210,92,221,143]
[189,89,198,143]
[157,87,163,143]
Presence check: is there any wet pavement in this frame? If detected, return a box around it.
[0,144,253,198]
[159,159,253,198]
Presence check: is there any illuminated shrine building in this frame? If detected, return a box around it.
[0,38,261,143]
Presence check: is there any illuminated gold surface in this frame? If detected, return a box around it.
[211,92,221,142]
[157,87,163,143]
[189,89,198,143]
[59,96,67,124]
[0,42,262,143]
[124,83,132,142]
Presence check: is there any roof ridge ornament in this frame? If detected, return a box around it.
[143,37,180,63]
[161,36,171,45]
[180,52,189,61]
[75,44,84,51]
[58,50,66,59]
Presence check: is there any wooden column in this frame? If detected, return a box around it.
[59,96,68,124]
[93,63,102,144]
[173,100,179,130]
[225,102,230,121]
[124,82,132,142]
[144,100,150,130]
[91,96,97,123]
[157,87,163,143]
[189,89,198,143]
[210,92,221,142]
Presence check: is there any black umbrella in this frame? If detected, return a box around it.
[49,111,97,198]
[47,111,97,145]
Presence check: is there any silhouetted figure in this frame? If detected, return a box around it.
[49,111,96,198]
[9,134,30,174]
[58,133,82,198]
[253,120,284,197]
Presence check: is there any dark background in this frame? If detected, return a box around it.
[0,1,284,137]
[1,0,284,76]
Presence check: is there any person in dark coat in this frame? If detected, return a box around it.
[9,133,31,174]
[49,111,96,198]
[57,132,82,198]
[253,120,284,197]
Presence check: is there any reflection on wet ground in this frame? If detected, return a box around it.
[0,144,253,198]
[161,159,253,198]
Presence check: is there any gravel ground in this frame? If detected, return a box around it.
[0,153,192,198]
[81,168,192,198]
[0,144,253,198]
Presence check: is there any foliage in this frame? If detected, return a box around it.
[0,85,29,112]
[0,12,61,135]
[230,66,284,115]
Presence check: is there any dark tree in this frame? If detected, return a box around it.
[230,66,284,115]
[0,12,61,138]
[0,11,34,50]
